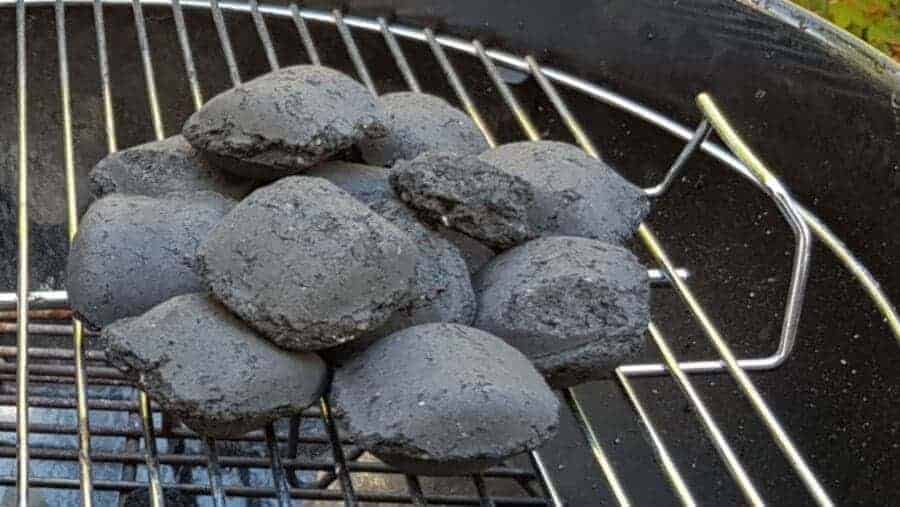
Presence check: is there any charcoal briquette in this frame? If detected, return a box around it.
[474,236,650,388]
[331,323,559,475]
[103,293,326,438]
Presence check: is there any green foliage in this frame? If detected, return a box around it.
[791,0,900,59]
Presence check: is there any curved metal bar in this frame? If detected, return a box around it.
[697,93,813,369]
[644,120,711,197]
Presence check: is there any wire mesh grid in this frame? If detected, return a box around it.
[0,1,897,506]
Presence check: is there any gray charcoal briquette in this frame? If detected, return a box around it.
[390,152,538,249]
[305,160,394,205]
[66,191,234,330]
[368,199,476,335]
[479,141,650,244]
[359,92,488,167]
[183,65,386,180]
[197,177,417,351]
[331,323,559,475]
[104,294,326,438]
[323,199,477,363]
[89,135,255,200]
[474,236,650,388]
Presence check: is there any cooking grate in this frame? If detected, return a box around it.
[0,1,898,506]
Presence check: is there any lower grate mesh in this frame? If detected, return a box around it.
[0,1,897,506]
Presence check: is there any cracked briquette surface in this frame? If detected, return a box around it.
[358,92,488,167]
[303,161,495,276]
[391,151,538,249]
[66,191,234,330]
[479,140,650,244]
[103,293,326,438]
[89,135,256,200]
[331,323,559,475]
[474,236,650,388]
[197,177,417,351]
[183,65,387,180]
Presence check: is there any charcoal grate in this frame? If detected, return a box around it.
[0,1,898,506]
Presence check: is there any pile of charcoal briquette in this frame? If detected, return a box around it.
[66,65,651,475]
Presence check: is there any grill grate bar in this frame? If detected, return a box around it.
[138,392,165,506]
[0,264,675,313]
[132,0,165,140]
[265,423,292,506]
[524,55,599,159]
[320,396,359,506]
[15,1,30,505]
[202,437,227,507]
[171,0,204,109]
[405,474,427,506]
[473,39,539,141]
[563,389,632,506]
[0,441,535,477]
[424,27,496,148]
[379,16,421,92]
[0,476,548,504]
[92,0,117,152]
[54,1,96,502]
[209,0,240,85]
[646,323,763,504]
[285,414,302,487]
[289,2,320,65]
[615,369,696,506]
[472,474,496,507]
[335,8,377,95]
[249,0,279,70]
[526,450,563,507]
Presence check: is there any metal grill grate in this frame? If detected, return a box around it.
[0,1,898,506]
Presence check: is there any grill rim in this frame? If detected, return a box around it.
[0,1,897,506]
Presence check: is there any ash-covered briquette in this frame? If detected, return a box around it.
[89,135,256,200]
[359,92,488,167]
[303,161,495,275]
[197,177,417,351]
[183,65,387,180]
[66,191,234,330]
[390,152,538,249]
[479,141,650,244]
[103,294,326,438]
[474,236,650,388]
[331,323,559,475]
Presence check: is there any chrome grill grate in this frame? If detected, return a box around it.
[1,1,898,506]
